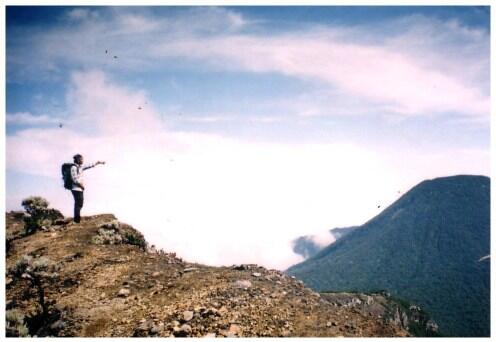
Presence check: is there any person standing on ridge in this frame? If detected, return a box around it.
[69,154,105,223]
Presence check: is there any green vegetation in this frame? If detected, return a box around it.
[21,196,64,235]
[92,220,148,250]
[288,175,490,337]
[6,309,30,337]
[9,255,61,318]
[92,223,124,245]
[6,231,14,254]
[124,231,147,250]
[386,294,441,337]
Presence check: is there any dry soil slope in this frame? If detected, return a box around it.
[6,213,408,337]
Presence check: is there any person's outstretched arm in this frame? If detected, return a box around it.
[82,161,106,171]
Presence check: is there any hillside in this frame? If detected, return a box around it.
[287,175,490,337]
[5,211,411,337]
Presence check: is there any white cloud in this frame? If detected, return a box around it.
[182,7,248,33]
[248,115,283,124]
[179,115,234,123]
[7,7,251,83]
[154,29,488,119]
[66,8,100,21]
[6,124,395,270]
[120,14,159,31]
[310,230,336,248]
[6,67,489,269]
[7,112,61,126]
[8,9,489,122]
[66,70,164,134]
[4,70,411,270]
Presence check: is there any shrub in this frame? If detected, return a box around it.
[92,223,123,245]
[6,309,30,337]
[44,208,65,223]
[92,221,147,250]
[9,255,60,317]
[6,231,14,254]
[22,196,49,215]
[21,196,64,235]
[124,233,146,250]
[124,231,147,250]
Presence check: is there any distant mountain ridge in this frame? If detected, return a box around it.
[292,227,358,259]
[287,175,490,337]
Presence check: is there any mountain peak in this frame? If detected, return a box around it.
[287,175,490,337]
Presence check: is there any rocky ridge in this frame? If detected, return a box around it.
[6,212,409,337]
[320,292,439,337]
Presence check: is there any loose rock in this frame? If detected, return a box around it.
[229,324,241,335]
[183,310,194,322]
[173,324,192,337]
[149,324,161,335]
[50,320,65,330]
[118,288,131,297]
[232,264,249,271]
[234,280,252,289]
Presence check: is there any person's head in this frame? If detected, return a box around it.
[73,154,84,165]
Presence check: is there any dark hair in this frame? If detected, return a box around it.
[73,154,83,162]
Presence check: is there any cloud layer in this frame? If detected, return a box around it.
[6,70,490,270]
[7,7,490,120]
[154,29,488,117]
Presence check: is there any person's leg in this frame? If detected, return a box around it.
[71,191,84,223]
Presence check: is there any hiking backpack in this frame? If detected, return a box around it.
[61,163,76,190]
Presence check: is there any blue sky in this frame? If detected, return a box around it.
[5,5,491,269]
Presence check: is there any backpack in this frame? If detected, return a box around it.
[61,163,76,190]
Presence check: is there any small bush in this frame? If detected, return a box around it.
[9,255,60,317]
[21,196,64,236]
[92,221,147,250]
[44,208,64,222]
[92,220,122,245]
[6,231,14,254]
[6,309,30,337]
[11,254,34,277]
[22,196,49,215]
[124,231,147,250]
